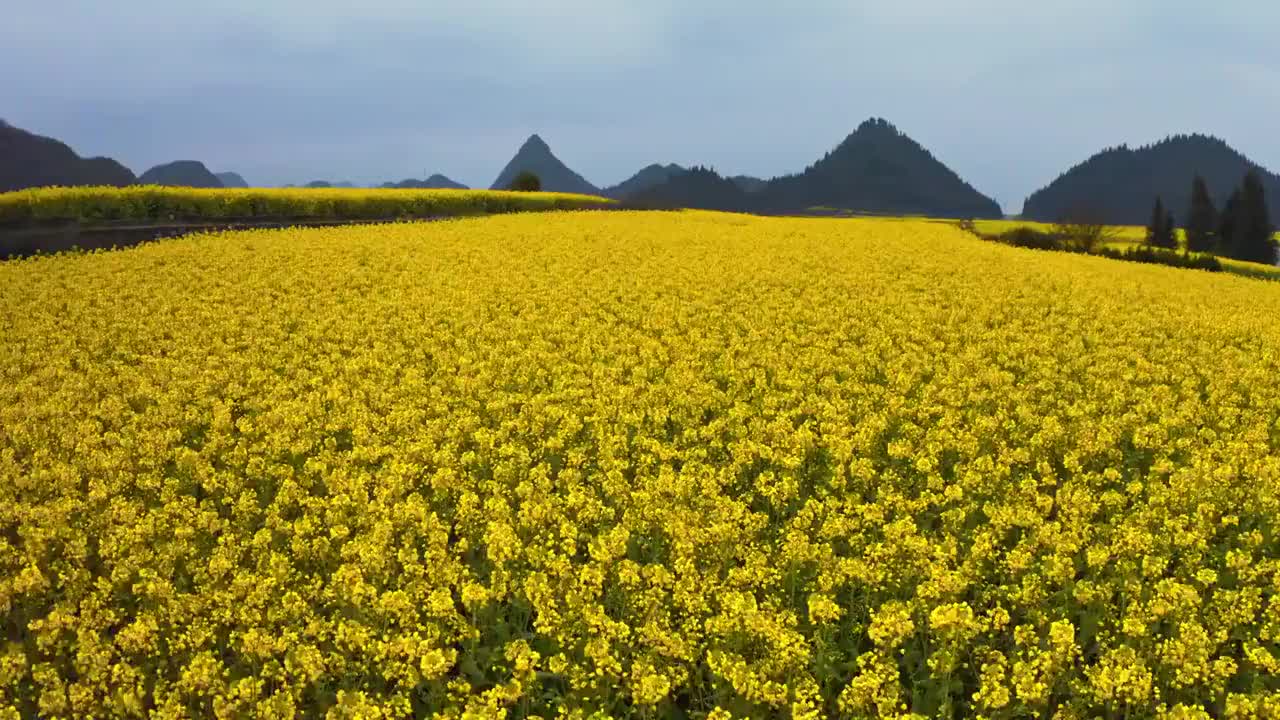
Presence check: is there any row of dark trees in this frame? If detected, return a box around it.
[1145,171,1275,263]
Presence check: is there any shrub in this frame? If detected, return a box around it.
[1053,209,1118,253]
[508,171,542,192]
[998,227,1067,251]
[1096,245,1222,272]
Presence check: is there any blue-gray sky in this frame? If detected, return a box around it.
[4,1,1277,213]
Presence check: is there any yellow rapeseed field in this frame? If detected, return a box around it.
[3,211,1280,719]
[967,219,1280,282]
[0,186,612,225]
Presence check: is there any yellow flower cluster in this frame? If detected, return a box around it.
[0,186,612,225]
[2,210,1280,718]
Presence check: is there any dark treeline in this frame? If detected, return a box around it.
[967,167,1276,273]
[1024,134,1280,227]
[1142,171,1276,264]
[967,221,1225,274]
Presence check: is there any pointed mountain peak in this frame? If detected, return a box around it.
[521,134,550,152]
[491,134,599,194]
[760,122,1002,218]
[850,117,900,137]
[821,118,914,162]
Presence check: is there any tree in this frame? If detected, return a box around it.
[1232,170,1276,264]
[1145,196,1176,249]
[1219,188,1240,256]
[508,171,541,192]
[1053,204,1117,253]
[1184,174,1217,253]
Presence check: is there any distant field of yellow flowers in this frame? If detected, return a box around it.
[0,186,612,225]
[969,218,1151,242]
[967,218,1280,281]
[4,211,1280,718]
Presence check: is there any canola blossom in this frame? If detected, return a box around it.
[2,211,1280,718]
[0,186,612,225]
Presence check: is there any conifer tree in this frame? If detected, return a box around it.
[1233,170,1276,264]
[1164,209,1178,250]
[1146,197,1176,249]
[1185,175,1217,253]
[1219,189,1241,256]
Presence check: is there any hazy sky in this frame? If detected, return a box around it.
[5,1,1277,212]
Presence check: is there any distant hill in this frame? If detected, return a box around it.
[296,180,355,188]
[1023,134,1280,225]
[603,163,684,199]
[0,121,136,192]
[491,134,599,195]
[139,161,223,188]
[730,175,768,193]
[215,172,249,188]
[626,166,752,212]
[756,118,1002,218]
[381,174,468,190]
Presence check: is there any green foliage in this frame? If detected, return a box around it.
[977,225,1223,273]
[1051,210,1117,253]
[1096,245,1222,272]
[1221,171,1277,265]
[997,227,1067,251]
[508,171,542,192]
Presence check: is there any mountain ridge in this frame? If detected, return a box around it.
[1,122,136,192]
[490,134,599,195]
[215,172,249,188]
[381,174,468,190]
[754,118,1003,218]
[1022,134,1280,225]
[602,163,685,199]
[139,161,223,188]
[615,119,1002,218]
